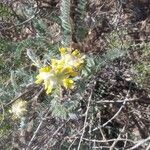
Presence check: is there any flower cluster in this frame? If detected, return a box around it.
[35,47,85,94]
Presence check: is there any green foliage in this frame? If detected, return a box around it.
[60,0,88,43]
[0,3,12,20]
[74,0,88,42]
[60,0,72,45]
[108,30,130,50]
[0,39,16,83]
[0,114,12,137]
[15,36,59,63]
[134,43,150,89]
[0,39,10,52]
[82,48,126,77]
[51,97,69,120]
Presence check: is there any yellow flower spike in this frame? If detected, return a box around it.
[63,78,74,89]
[34,47,85,95]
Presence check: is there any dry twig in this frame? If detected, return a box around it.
[77,89,93,150]
[129,136,150,150]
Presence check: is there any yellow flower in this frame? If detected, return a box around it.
[35,47,85,95]
[61,50,85,70]
[35,66,52,84]
[35,66,75,94]
[39,66,51,72]
[10,99,27,119]
[63,78,74,89]
[59,47,66,55]
[51,59,65,74]
[71,49,80,57]
[63,67,78,77]
[35,66,56,94]
[58,47,85,70]
[73,58,85,69]
[51,59,62,68]
[51,58,78,77]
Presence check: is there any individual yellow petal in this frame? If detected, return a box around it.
[54,66,63,74]
[59,47,66,55]
[63,78,74,89]
[39,66,51,73]
[35,75,43,84]
[51,59,58,67]
[63,67,78,76]
[44,80,49,90]
[46,85,53,94]
[72,49,80,57]
[68,71,78,77]
[74,58,85,69]
[35,79,42,84]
